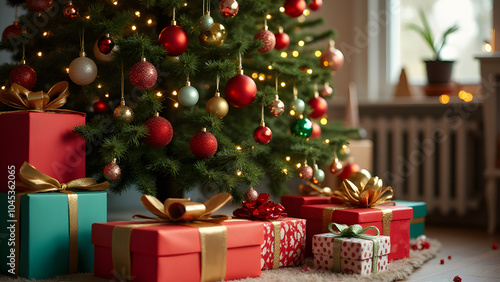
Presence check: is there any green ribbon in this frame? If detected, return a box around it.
[328,222,381,274]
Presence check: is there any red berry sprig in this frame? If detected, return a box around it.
[453,275,462,282]
[440,259,445,265]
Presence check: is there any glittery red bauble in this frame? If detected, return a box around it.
[224,74,257,108]
[254,30,276,53]
[103,161,121,181]
[2,22,22,41]
[244,188,259,202]
[93,99,109,113]
[143,116,173,147]
[320,46,344,71]
[97,34,114,55]
[309,0,323,10]
[284,0,306,18]
[338,163,360,181]
[63,2,79,19]
[299,165,313,180]
[9,64,37,90]
[159,25,188,56]
[26,0,53,12]
[274,31,290,50]
[310,122,321,138]
[254,125,272,144]
[308,96,328,119]
[129,61,157,89]
[190,130,218,158]
[219,0,239,18]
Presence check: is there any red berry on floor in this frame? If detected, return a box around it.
[493,243,498,250]
[453,275,462,282]
[422,241,431,249]
[448,255,452,260]
[411,245,418,251]
[440,259,444,264]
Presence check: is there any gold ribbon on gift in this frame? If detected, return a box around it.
[270,220,281,269]
[13,162,109,276]
[410,216,425,224]
[332,176,395,208]
[111,193,233,282]
[0,82,70,112]
[321,206,393,236]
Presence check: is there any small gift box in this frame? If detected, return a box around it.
[303,175,412,260]
[395,200,427,239]
[0,163,108,279]
[280,195,331,218]
[313,223,390,276]
[233,193,307,270]
[92,193,263,282]
[0,82,85,193]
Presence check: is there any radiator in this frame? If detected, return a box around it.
[360,114,483,216]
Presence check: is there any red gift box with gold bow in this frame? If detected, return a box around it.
[0,82,85,192]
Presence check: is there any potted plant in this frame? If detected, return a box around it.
[407,9,459,84]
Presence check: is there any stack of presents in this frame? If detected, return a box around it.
[0,83,428,281]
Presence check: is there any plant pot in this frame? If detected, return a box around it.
[425,60,454,84]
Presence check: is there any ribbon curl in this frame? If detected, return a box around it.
[0,81,71,112]
[332,175,395,207]
[135,193,233,222]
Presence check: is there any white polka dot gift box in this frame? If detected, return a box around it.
[312,223,390,276]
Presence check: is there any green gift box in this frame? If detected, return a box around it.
[0,191,107,279]
[394,200,426,239]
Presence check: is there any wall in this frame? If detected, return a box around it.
[0,4,16,64]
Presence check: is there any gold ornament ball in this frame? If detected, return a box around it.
[206,96,229,118]
[113,105,134,123]
[199,23,226,47]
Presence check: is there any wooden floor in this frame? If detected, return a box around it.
[401,225,500,281]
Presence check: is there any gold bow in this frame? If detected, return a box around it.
[299,182,333,196]
[0,81,70,111]
[332,176,395,208]
[136,193,233,222]
[17,161,110,192]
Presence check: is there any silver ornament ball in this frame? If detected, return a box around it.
[68,56,98,86]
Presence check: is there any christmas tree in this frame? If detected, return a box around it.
[0,0,358,201]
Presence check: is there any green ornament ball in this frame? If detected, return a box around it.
[291,117,313,138]
[199,13,214,31]
[178,85,199,107]
[291,98,306,115]
[313,168,325,182]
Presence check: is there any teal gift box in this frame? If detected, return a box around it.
[0,191,107,279]
[394,200,426,239]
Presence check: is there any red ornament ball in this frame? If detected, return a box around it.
[159,25,188,56]
[309,0,323,11]
[224,74,257,108]
[219,0,239,18]
[63,2,79,19]
[274,31,290,50]
[143,116,173,147]
[453,276,462,282]
[129,61,157,89]
[9,64,37,90]
[299,165,313,180]
[308,96,328,119]
[321,83,333,97]
[493,243,498,250]
[320,46,344,71]
[284,0,307,18]
[93,99,109,113]
[338,163,360,181]
[254,125,272,144]
[310,122,321,138]
[97,34,114,55]
[2,22,22,41]
[26,0,53,12]
[190,130,218,158]
[254,30,276,53]
[244,188,259,202]
[329,158,343,174]
[103,161,121,181]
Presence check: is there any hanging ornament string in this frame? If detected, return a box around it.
[121,62,125,103]
[21,44,26,64]
[293,83,298,99]
[261,100,265,126]
[78,28,86,56]
[172,7,176,25]
[269,73,285,117]
[238,52,243,73]
[216,73,220,93]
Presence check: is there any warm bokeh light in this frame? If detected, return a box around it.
[298,40,305,47]
[172,90,177,96]
[174,102,179,108]
[268,65,273,70]
[236,170,242,176]
[459,90,473,102]
[236,145,242,151]
[324,139,330,144]
[42,32,48,37]
[306,68,313,74]
[292,51,299,57]
[104,93,110,98]
[289,110,296,116]
[279,7,285,12]
[315,50,322,57]
[320,118,328,125]
[266,14,272,20]
[303,9,310,16]
[1,86,5,90]
[282,168,288,174]
[97,84,102,88]
[439,94,450,104]
[135,11,140,17]
[147,19,153,25]
[65,68,70,73]
[285,156,291,161]
[156,91,162,97]
[483,42,492,53]
[37,52,42,57]
[281,52,287,58]
[296,163,302,169]
[131,25,137,31]
[280,82,286,87]
[85,15,91,20]
[113,1,118,5]
[258,74,265,81]
[252,72,258,79]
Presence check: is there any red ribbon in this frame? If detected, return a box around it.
[233,193,286,220]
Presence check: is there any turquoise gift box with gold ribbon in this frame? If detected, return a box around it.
[394,200,427,239]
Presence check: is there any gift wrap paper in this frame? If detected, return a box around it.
[395,200,427,239]
[261,218,306,269]
[0,192,107,279]
[313,233,390,276]
[280,195,331,218]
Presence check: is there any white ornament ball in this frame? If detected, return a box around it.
[68,56,98,86]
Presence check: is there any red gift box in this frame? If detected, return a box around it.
[0,112,85,192]
[301,204,412,261]
[280,195,331,218]
[261,217,306,270]
[92,220,263,282]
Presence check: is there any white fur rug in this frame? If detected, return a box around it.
[0,239,440,282]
